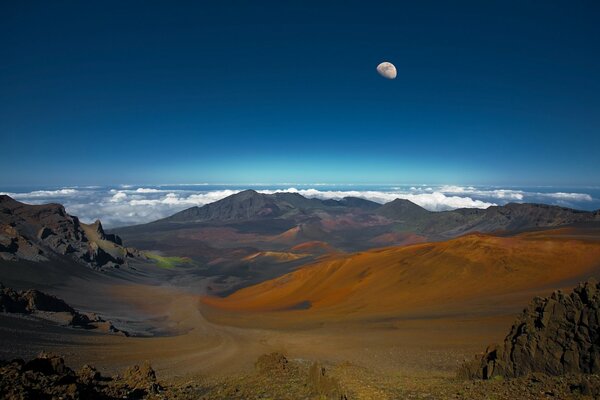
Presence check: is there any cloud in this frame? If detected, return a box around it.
[134,188,163,193]
[1,185,595,228]
[539,192,593,201]
[436,185,525,200]
[110,191,127,202]
[256,188,496,211]
[1,188,79,198]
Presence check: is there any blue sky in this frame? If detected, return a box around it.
[1,1,599,186]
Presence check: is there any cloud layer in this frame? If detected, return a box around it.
[1,185,596,228]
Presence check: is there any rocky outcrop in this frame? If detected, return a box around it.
[0,284,75,314]
[460,279,600,379]
[254,353,347,399]
[0,283,128,336]
[0,195,143,269]
[0,223,46,262]
[0,352,161,399]
[122,361,160,395]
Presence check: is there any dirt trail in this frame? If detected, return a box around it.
[21,281,509,387]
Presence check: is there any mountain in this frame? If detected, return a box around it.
[0,195,144,269]
[165,190,291,223]
[375,198,432,222]
[162,190,382,224]
[460,202,599,233]
[113,191,600,285]
[160,191,599,235]
[379,201,600,237]
[201,228,600,326]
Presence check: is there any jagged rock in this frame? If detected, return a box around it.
[24,352,72,376]
[122,360,160,394]
[0,223,47,261]
[22,289,76,313]
[85,241,120,266]
[0,285,28,313]
[459,279,600,379]
[77,364,100,385]
[37,226,54,240]
[0,195,143,269]
[0,353,162,399]
[0,284,129,336]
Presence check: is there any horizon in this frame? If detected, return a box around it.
[2,182,598,228]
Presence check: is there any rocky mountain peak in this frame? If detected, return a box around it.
[0,196,137,269]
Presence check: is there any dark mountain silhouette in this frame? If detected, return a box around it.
[165,190,292,223]
[375,198,431,221]
[159,190,599,237]
[162,190,383,224]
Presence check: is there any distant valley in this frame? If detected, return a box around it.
[113,189,600,289]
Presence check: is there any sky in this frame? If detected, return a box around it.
[1,1,599,187]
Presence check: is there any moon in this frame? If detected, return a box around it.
[376,62,397,79]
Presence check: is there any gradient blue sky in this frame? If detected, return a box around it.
[1,1,599,186]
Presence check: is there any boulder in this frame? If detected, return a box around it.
[460,279,600,379]
[122,360,160,394]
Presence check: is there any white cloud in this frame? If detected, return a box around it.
[1,188,79,198]
[437,185,524,200]
[539,192,593,201]
[1,185,595,228]
[135,188,163,193]
[256,188,495,211]
[110,191,127,202]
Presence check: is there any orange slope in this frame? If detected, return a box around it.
[202,230,600,322]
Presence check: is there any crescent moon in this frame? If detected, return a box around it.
[377,62,397,79]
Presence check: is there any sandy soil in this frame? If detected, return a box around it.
[3,228,600,398]
[0,279,513,382]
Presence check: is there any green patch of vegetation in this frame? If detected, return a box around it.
[146,253,192,269]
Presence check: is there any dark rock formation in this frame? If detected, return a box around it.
[0,284,74,314]
[121,361,160,395]
[0,195,143,269]
[460,279,600,379]
[0,352,161,399]
[0,283,128,336]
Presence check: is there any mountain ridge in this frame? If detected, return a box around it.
[150,190,600,236]
[201,228,600,326]
[0,195,145,269]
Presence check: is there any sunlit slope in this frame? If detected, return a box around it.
[202,230,600,322]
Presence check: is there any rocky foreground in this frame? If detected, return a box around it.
[4,351,600,400]
[461,279,600,382]
[0,352,160,400]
